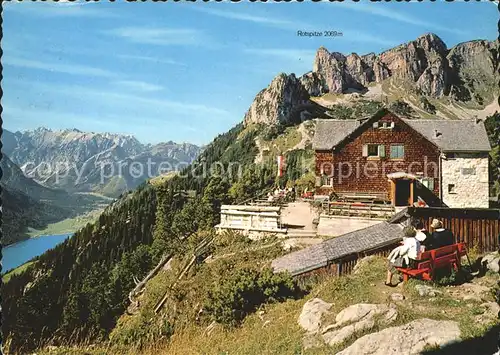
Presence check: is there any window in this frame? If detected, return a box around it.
[374,121,395,129]
[321,175,333,186]
[448,184,456,194]
[368,144,379,157]
[420,177,434,191]
[363,144,385,158]
[390,145,405,159]
[461,168,476,175]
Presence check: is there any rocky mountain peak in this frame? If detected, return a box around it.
[243,72,310,126]
[243,34,497,126]
[414,32,448,54]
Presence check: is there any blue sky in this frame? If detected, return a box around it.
[2,1,497,145]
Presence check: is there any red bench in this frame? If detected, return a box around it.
[396,242,468,282]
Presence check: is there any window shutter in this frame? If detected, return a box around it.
[372,122,379,129]
[378,145,385,158]
[362,144,368,157]
[315,176,321,187]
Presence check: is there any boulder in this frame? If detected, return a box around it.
[391,293,405,302]
[476,302,500,323]
[298,298,333,333]
[481,252,500,273]
[322,318,375,347]
[330,303,396,328]
[321,303,398,347]
[415,284,442,297]
[337,318,461,355]
[448,282,490,302]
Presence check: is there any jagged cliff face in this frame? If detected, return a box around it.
[243,73,310,126]
[4,128,202,196]
[447,40,498,105]
[308,33,491,99]
[243,33,498,126]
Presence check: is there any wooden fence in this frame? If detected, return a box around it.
[322,201,395,218]
[295,207,499,284]
[408,207,500,254]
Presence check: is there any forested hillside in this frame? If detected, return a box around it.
[1,184,71,245]
[1,155,113,245]
[3,121,290,353]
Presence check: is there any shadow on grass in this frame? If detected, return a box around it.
[421,324,500,355]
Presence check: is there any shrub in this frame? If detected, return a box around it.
[203,267,300,327]
[390,100,414,116]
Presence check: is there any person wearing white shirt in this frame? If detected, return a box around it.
[385,226,421,287]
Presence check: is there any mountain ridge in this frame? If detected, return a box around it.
[3,128,202,197]
[244,33,499,126]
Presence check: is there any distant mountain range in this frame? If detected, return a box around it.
[3,128,202,197]
[1,128,201,245]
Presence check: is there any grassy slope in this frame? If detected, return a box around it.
[38,256,500,355]
[27,208,103,237]
[2,261,36,283]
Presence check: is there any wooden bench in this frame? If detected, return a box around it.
[396,242,468,282]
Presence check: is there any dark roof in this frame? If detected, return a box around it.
[387,207,410,224]
[312,119,359,150]
[402,119,491,152]
[312,109,491,152]
[272,221,404,276]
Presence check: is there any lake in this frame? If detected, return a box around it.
[3,233,72,273]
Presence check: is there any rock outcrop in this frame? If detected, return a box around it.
[298,298,333,333]
[480,252,500,273]
[336,318,461,355]
[415,284,442,297]
[243,73,310,126]
[308,33,455,98]
[243,33,497,126]
[447,39,498,104]
[321,303,398,347]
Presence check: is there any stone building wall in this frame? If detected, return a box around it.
[441,153,490,208]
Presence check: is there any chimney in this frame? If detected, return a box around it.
[434,129,442,138]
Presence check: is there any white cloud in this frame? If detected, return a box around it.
[2,104,113,130]
[191,7,301,30]
[331,2,469,36]
[192,6,396,46]
[243,48,317,64]
[117,54,186,66]
[3,56,118,78]
[4,1,118,18]
[112,80,164,92]
[34,82,233,118]
[106,27,211,47]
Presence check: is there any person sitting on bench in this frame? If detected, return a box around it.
[385,226,421,287]
[430,218,454,249]
[414,220,431,252]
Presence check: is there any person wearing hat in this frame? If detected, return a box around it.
[430,218,454,249]
[385,225,420,287]
[414,220,432,251]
